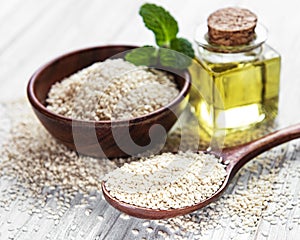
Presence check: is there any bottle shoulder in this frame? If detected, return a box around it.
[261,44,281,60]
[197,43,280,67]
[196,43,280,74]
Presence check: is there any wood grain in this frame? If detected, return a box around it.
[1,0,300,239]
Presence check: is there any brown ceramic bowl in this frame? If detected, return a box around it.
[27,45,191,158]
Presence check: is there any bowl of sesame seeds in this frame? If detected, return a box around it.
[27,45,191,158]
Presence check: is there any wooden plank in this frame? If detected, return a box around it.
[0,0,143,102]
[0,0,23,22]
[0,0,300,239]
[0,0,53,53]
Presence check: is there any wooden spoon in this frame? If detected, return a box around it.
[102,123,300,219]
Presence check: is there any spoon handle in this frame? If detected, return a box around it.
[224,123,300,178]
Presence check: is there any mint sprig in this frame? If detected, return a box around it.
[139,3,178,47]
[126,3,195,69]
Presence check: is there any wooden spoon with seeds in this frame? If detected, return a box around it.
[102,123,300,219]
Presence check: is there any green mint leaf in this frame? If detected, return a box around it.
[170,37,195,58]
[139,3,178,47]
[125,46,158,66]
[159,47,191,70]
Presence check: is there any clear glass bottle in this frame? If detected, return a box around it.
[191,22,281,135]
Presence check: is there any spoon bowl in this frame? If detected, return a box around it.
[102,123,300,219]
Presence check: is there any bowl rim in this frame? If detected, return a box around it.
[27,45,191,126]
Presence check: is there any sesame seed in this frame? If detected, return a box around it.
[70,224,77,231]
[146,227,154,233]
[131,229,139,235]
[120,213,130,220]
[85,209,91,216]
[8,227,15,232]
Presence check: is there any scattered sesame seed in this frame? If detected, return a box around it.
[8,227,15,232]
[70,224,77,231]
[147,227,154,233]
[85,209,92,216]
[131,229,139,235]
[1,95,300,239]
[0,104,120,228]
[142,221,150,227]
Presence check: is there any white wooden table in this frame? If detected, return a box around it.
[0,0,300,239]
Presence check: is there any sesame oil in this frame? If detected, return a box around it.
[193,44,280,133]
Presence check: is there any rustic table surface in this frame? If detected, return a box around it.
[0,0,299,240]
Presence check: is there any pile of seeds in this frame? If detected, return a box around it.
[104,151,227,210]
[46,58,179,121]
[0,105,120,215]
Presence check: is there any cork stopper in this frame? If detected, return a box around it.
[207,7,257,46]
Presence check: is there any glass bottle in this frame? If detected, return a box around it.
[191,16,281,136]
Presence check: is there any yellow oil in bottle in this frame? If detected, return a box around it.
[190,44,281,135]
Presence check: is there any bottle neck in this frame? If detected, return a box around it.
[197,44,263,63]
